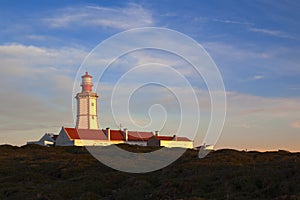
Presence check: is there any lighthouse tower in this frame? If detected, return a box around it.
[75,71,99,130]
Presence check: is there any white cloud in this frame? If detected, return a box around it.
[249,27,295,39]
[252,75,264,80]
[111,50,199,78]
[0,43,90,145]
[0,43,91,96]
[0,43,88,78]
[45,3,154,30]
[251,75,265,80]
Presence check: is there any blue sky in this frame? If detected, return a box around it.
[0,0,300,151]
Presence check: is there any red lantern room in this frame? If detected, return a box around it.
[81,71,93,92]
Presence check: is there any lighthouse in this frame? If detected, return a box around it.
[75,71,99,129]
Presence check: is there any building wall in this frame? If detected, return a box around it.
[147,137,161,146]
[27,134,55,146]
[39,134,55,146]
[76,95,99,129]
[88,97,99,130]
[109,140,125,145]
[76,97,88,129]
[74,140,124,146]
[56,128,74,146]
[160,140,193,148]
[74,139,110,146]
[79,98,88,115]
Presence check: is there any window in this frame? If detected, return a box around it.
[91,103,94,106]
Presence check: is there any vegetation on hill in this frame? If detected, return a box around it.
[0,144,299,200]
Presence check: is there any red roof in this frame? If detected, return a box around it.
[82,71,92,78]
[63,127,191,142]
[152,136,173,141]
[64,128,77,139]
[64,128,107,140]
[176,137,192,142]
[127,131,153,141]
[109,130,124,141]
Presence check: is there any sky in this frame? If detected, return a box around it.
[0,0,300,151]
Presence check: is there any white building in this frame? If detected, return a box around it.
[27,133,58,146]
[56,127,111,146]
[55,127,154,146]
[147,135,193,148]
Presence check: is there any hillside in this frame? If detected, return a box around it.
[0,144,300,200]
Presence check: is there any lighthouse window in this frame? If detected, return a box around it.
[91,103,94,106]
[92,116,94,119]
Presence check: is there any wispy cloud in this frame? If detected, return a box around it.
[241,75,265,82]
[212,18,253,26]
[26,34,48,41]
[252,75,264,80]
[45,3,154,30]
[249,27,295,39]
[193,17,294,40]
[288,86,300,90]
[227,92,300,118]
[203,41,300,81]
[290,121,300,128]
[203,42,271,61]
[192,16,253,26]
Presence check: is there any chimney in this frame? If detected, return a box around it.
[173,135,177,141]
[123,128,128,141]
[125,128,128,141]
[106,127,111,141]
[155,130,159,136]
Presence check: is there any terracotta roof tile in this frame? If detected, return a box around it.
[109,130,124,141]
[127,131,153,141]
[176,137,192,141]
[64,128,107,140]
[63,127,191,142]
[152,136,173,141]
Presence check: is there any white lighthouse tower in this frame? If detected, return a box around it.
[75,71,99,130]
